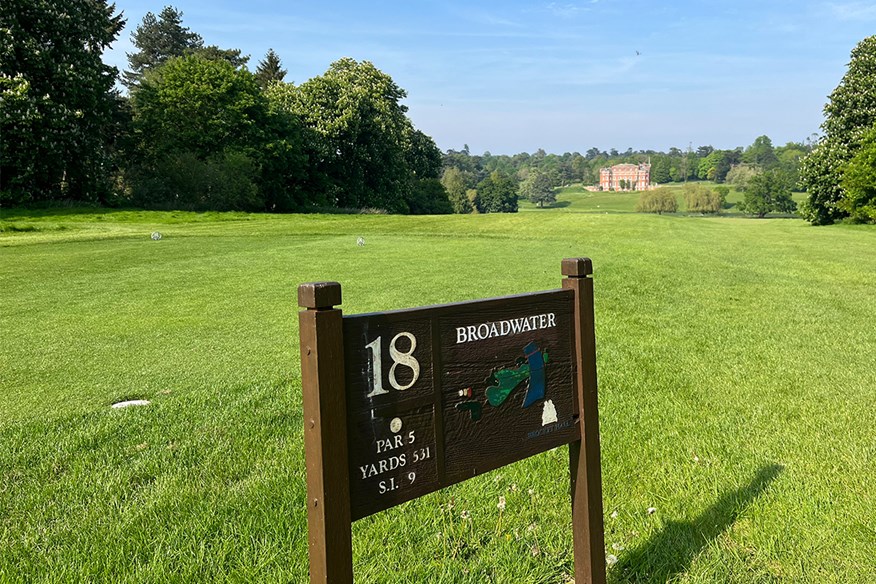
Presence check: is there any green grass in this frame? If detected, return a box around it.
[1,208,874,582]
[519,182,808,216]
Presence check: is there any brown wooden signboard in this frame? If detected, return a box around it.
[298,258,605,583]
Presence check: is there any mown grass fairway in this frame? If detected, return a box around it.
[1,207,874,582]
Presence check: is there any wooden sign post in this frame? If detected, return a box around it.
[298,258,605,583]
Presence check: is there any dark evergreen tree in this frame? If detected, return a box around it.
[713,149,742,183]
[650,155,672,184]
[476,171,518,213]
[197,45,249,68]
[255,48,287,88]
[743,135,779,168]
[0,0,125,204]
[404,178,452,214]
[124,6,202,88]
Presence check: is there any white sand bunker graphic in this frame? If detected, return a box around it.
[541,400,558,426]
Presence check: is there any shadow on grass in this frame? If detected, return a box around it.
[0,205,118,220]
[612,463,783,583]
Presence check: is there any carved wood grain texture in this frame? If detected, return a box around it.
[564,264,607,584]
[298,283,353,583]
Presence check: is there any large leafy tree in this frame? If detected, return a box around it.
[441,167,473,213]
[476,171,518,213]
[697,149,740,182]
[800,35,876,224]
[402,128,450,214]
[738,170,796,218]
[290,58,415,212]
[839,123,876,222]
[404,129,442,180]
[128,55,307,211]
[0,0,125,204]
[520,168,556,207]
[131,55,267,160]
[264,80,330,210]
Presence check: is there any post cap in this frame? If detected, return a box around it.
[298,281,342,309]
[562,257,593,277]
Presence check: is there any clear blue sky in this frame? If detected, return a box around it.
[103,0,876,154]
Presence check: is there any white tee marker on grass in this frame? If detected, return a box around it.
[111,400,150,409]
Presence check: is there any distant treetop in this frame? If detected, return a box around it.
[124,6,203,88]
[255,48,287,88]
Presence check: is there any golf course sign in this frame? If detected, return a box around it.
[298,258,605,584]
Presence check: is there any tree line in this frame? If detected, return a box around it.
[438,36,876,225]
[1,3,873,224]
[633,179,796,218]
[1,3,449,214]
[437,135,810,213]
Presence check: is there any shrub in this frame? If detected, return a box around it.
[130,150,260,211]
[404,178,453,215]
[636,188,678,214]
[683,183,724,213]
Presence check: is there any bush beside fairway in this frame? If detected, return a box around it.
[1,208,874,582]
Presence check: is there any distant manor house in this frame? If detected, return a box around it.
[599,163,653,191]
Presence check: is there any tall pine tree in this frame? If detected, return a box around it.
[124,6,202,88]
[255,49,287,88]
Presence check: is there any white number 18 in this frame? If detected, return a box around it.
[365,332,421,397]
